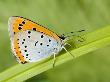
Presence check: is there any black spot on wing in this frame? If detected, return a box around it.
[25,46,27,48]
[21,61,27,64]
[41,35,44,38]
[22,21,25,24]
[26,54,28,56]
[23,39,25,41]
[21,39,25,44]
[14,32,15,34]
[35,41,38,46]
[28,36,30,38]
[28,31,31,34]
[19,51,21,53]
[19,24,23,26]
[18,27,22,30]
[49,39,51,42]
[24,50,27,52]
[40,43,43,46]
[22,42,24,44]
[33,28,36,31]
[47,45,49,47]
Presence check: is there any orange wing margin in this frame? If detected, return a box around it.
[9,16,60,40]
[13,38,26,64]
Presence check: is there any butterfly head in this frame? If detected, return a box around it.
[59,34,66,40]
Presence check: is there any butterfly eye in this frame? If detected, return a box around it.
[59,36,66,40]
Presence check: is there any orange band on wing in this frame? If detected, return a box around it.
[13,17,60,40]
[14,38,26,63]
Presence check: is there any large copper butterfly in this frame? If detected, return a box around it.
[8,16,73,66]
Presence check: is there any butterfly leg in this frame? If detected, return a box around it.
[62,46,75,58]
[64,43,72,47]
[52,52,56,68]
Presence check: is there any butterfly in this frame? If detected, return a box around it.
[8,16,74,66]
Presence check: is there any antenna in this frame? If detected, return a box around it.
[60,29,85,39]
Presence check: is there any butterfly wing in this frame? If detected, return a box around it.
[14,30,62,63]
[8,16,62,64]
[8,16,60,41]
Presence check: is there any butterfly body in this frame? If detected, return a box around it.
[8,16,65,64]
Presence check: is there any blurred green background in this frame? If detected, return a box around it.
[0,0,110,82]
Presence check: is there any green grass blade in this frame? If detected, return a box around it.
[0,25,110,82]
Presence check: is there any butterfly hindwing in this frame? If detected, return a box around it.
[15,30,62,62]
